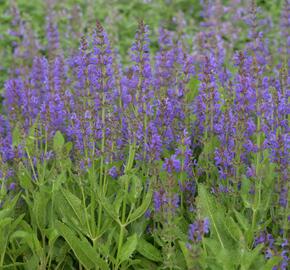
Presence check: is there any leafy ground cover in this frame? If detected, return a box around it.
[0,0,289,269]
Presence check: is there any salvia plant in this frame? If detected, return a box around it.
[0,0,289,269]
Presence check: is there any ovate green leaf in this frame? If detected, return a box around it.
[53,131,65,151]
[119,233,138,263]
[137,238,162,262]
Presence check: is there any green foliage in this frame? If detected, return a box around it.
[55,221,109,270]
[119,233,138,263]
[137,238,163,262]
[53,131,65,152]
[1,121,286,269]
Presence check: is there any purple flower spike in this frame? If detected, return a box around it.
[163,155,181,174]
[108,166,118,179]
[9,182,16,190]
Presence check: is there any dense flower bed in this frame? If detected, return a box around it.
[0,1,289,269]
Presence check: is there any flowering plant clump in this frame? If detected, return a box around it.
[0,0,289,269]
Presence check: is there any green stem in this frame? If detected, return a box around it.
[79,181,93,238]
[116,224,125,269]
[116,181,129,269]
[25,147,38,182]
[115,143,136,269]
[42,129,48,183]
[98,90,106,234]
[0,242,6,266]
[251,96,262,245]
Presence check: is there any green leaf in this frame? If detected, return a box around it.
[10,231,42,257]
[0,209,12,220]
[10,230,31,241]
[0,218,12,256]
[225,216,243,243]
[0,217,13,228]
[10,214,25,232]
[129,189,152,224]
[12,126,21,146]
[133,256,158,270]
[53,190,87,232]
[55,221,109,270]
[197,184,226,249]
[128,175,143,204]
[241,176,252,209]
[26,120,41,150]
[131,218,148,237]
[98,224,118,262]
[53,131,65,151]
[1,262,26,269]
[44,228,59,247]
[55,221,94,269]
[119,233,138,263]
[96,190,120,223]
[64,141,73,154]
[18,163,34,190]
[186,76,199,102]
[137,238,162,262]
[24,254,40,270]
[33,189,50,229]
[203,238,220,254]
[234,210,250,232]
[216,248,238,270]
[175,250,187,270]
[263,256,282,270]
[61,188,85,224]
[114,192,125,214]
[240,244,264,270]
[178,241,191,269]
[119,174,130,188]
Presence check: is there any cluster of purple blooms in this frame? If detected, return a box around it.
[186,218,210,259]
[188,218,210,243]
[0,0,289,267]
[255,232,289,270]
